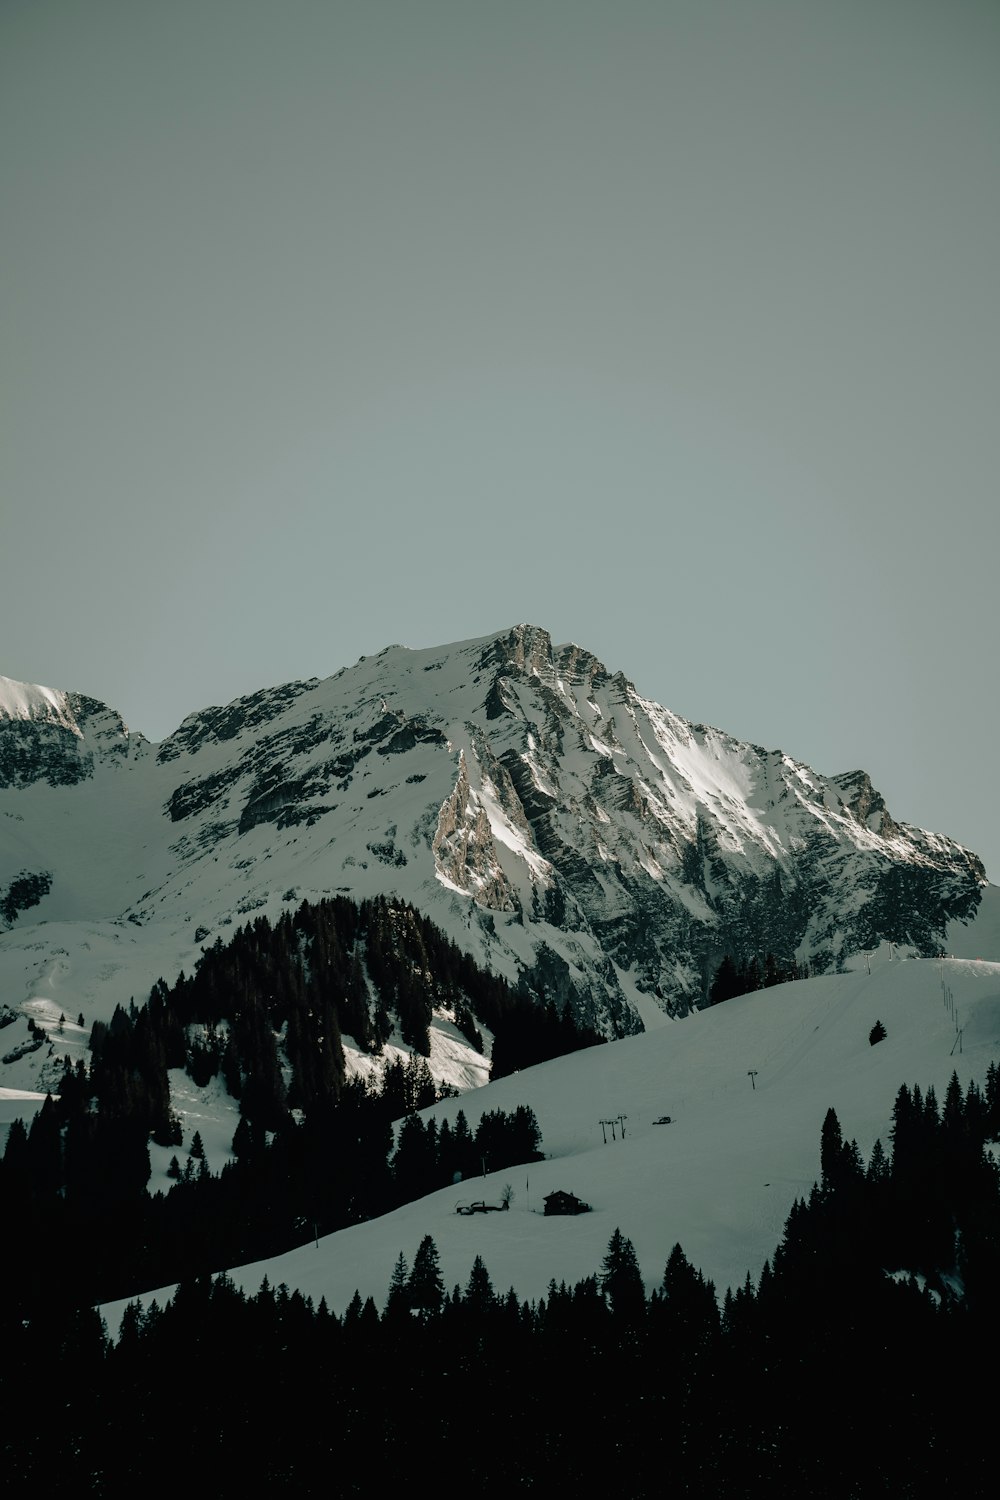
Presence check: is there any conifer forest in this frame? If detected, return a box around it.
[4,1063,999,1493]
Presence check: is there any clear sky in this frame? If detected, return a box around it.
[3,1,998,880]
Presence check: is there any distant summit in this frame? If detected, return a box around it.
[0,624,991,1052]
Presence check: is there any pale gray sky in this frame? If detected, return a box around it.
[3,1,999,878]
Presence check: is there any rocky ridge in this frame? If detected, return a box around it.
[0,628,990,1050]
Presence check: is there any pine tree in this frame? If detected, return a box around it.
[942,1071,964,1135]
[890,1084,916,1179]
[464,1254,496,1318]
[384,1252,410,1319]
[985,1061,1000,1139]
[393,1113,436,1202]
[709,956,742,1005]
[600,1228,645,1321]
[820,1107,844,1191]
[452,1110,476,1180]
[659,1242,719,1351]
[407,1235,444,1318]
[866,1138,889,1184]
[512,1104,544,1162]
[343,1288,365,1329]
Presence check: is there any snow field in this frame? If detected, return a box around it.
[103,949,1000,1332]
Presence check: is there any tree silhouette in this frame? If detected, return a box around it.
[408,1235,445,1318]
[600,1228,645,1321]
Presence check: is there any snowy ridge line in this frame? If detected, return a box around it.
[0,623,995,1071]
[0,675,76,729]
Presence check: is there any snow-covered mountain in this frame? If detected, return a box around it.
[0,625,993,1083]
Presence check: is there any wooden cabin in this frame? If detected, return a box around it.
[543,1189,591,1216]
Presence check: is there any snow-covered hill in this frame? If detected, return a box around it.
[101,947,1000,1325]
[1,625,994,1102]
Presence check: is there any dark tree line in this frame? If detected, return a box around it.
[0,889,577,1314]
[0,1042,545,1314]
[4,1061,998,1494]
[4,893,599,1224]
[490,994,605,1077]
[392,1103,543,1202]
[709,950,809,1004]
[149,892,600,1094]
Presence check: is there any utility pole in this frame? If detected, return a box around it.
[747,1070,758,1091]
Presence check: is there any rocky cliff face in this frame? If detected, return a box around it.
[0,630,989,1033]
[0,677,146,790]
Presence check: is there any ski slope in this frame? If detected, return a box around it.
[103,946,1000,1328]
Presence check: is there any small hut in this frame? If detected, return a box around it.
[543,1189,591,1216]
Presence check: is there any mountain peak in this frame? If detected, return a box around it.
[0,675,144,789]
[0,673,75,727]
[0,628,992,1045]
[476,622,555,678]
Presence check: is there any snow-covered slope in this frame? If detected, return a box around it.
[0,625,993,1098]
[102,947,1000,1324]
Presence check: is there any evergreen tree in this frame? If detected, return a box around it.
[866,1138,889,1184]
[511,1104,544,1162]
[464,1254,496,1318]
[820,1107,844,1191]
[452,1110,476,1180]
[407,1235,445,1318]
[890,1083,916,1177]
[384,1252,410,1319]
[600,1228,645,1321]
[393,1113,437,1201]
[985,1061,1000,1139]
[659,1242,719,1353]
[709,955,742,1005]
